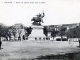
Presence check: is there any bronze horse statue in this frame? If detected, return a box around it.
[31,12,45,25]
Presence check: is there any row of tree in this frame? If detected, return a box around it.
[51,26,80,39]
[0,23,80,40]
[0,24,26,40]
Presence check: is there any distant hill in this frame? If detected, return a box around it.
[44,23,80,32]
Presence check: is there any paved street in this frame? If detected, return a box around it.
[0,40,80,60]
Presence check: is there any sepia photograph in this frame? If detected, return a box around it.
[0,0,80,60]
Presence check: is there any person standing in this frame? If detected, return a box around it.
[23,35,25,40]
[0,37,2,49]
[79,39,80,47]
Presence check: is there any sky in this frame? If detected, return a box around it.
[0,0,80,26]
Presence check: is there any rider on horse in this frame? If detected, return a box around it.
[31,12,45,25]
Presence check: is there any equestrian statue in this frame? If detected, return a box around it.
[31,12,45,25]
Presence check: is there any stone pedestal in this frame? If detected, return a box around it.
[28,25,46,40]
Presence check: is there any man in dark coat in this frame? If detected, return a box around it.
[79,39,80,47]
[0,38,2,49]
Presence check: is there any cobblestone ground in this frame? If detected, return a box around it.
[0,40,80,60]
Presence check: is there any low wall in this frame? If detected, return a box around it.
[68,38,79,42]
